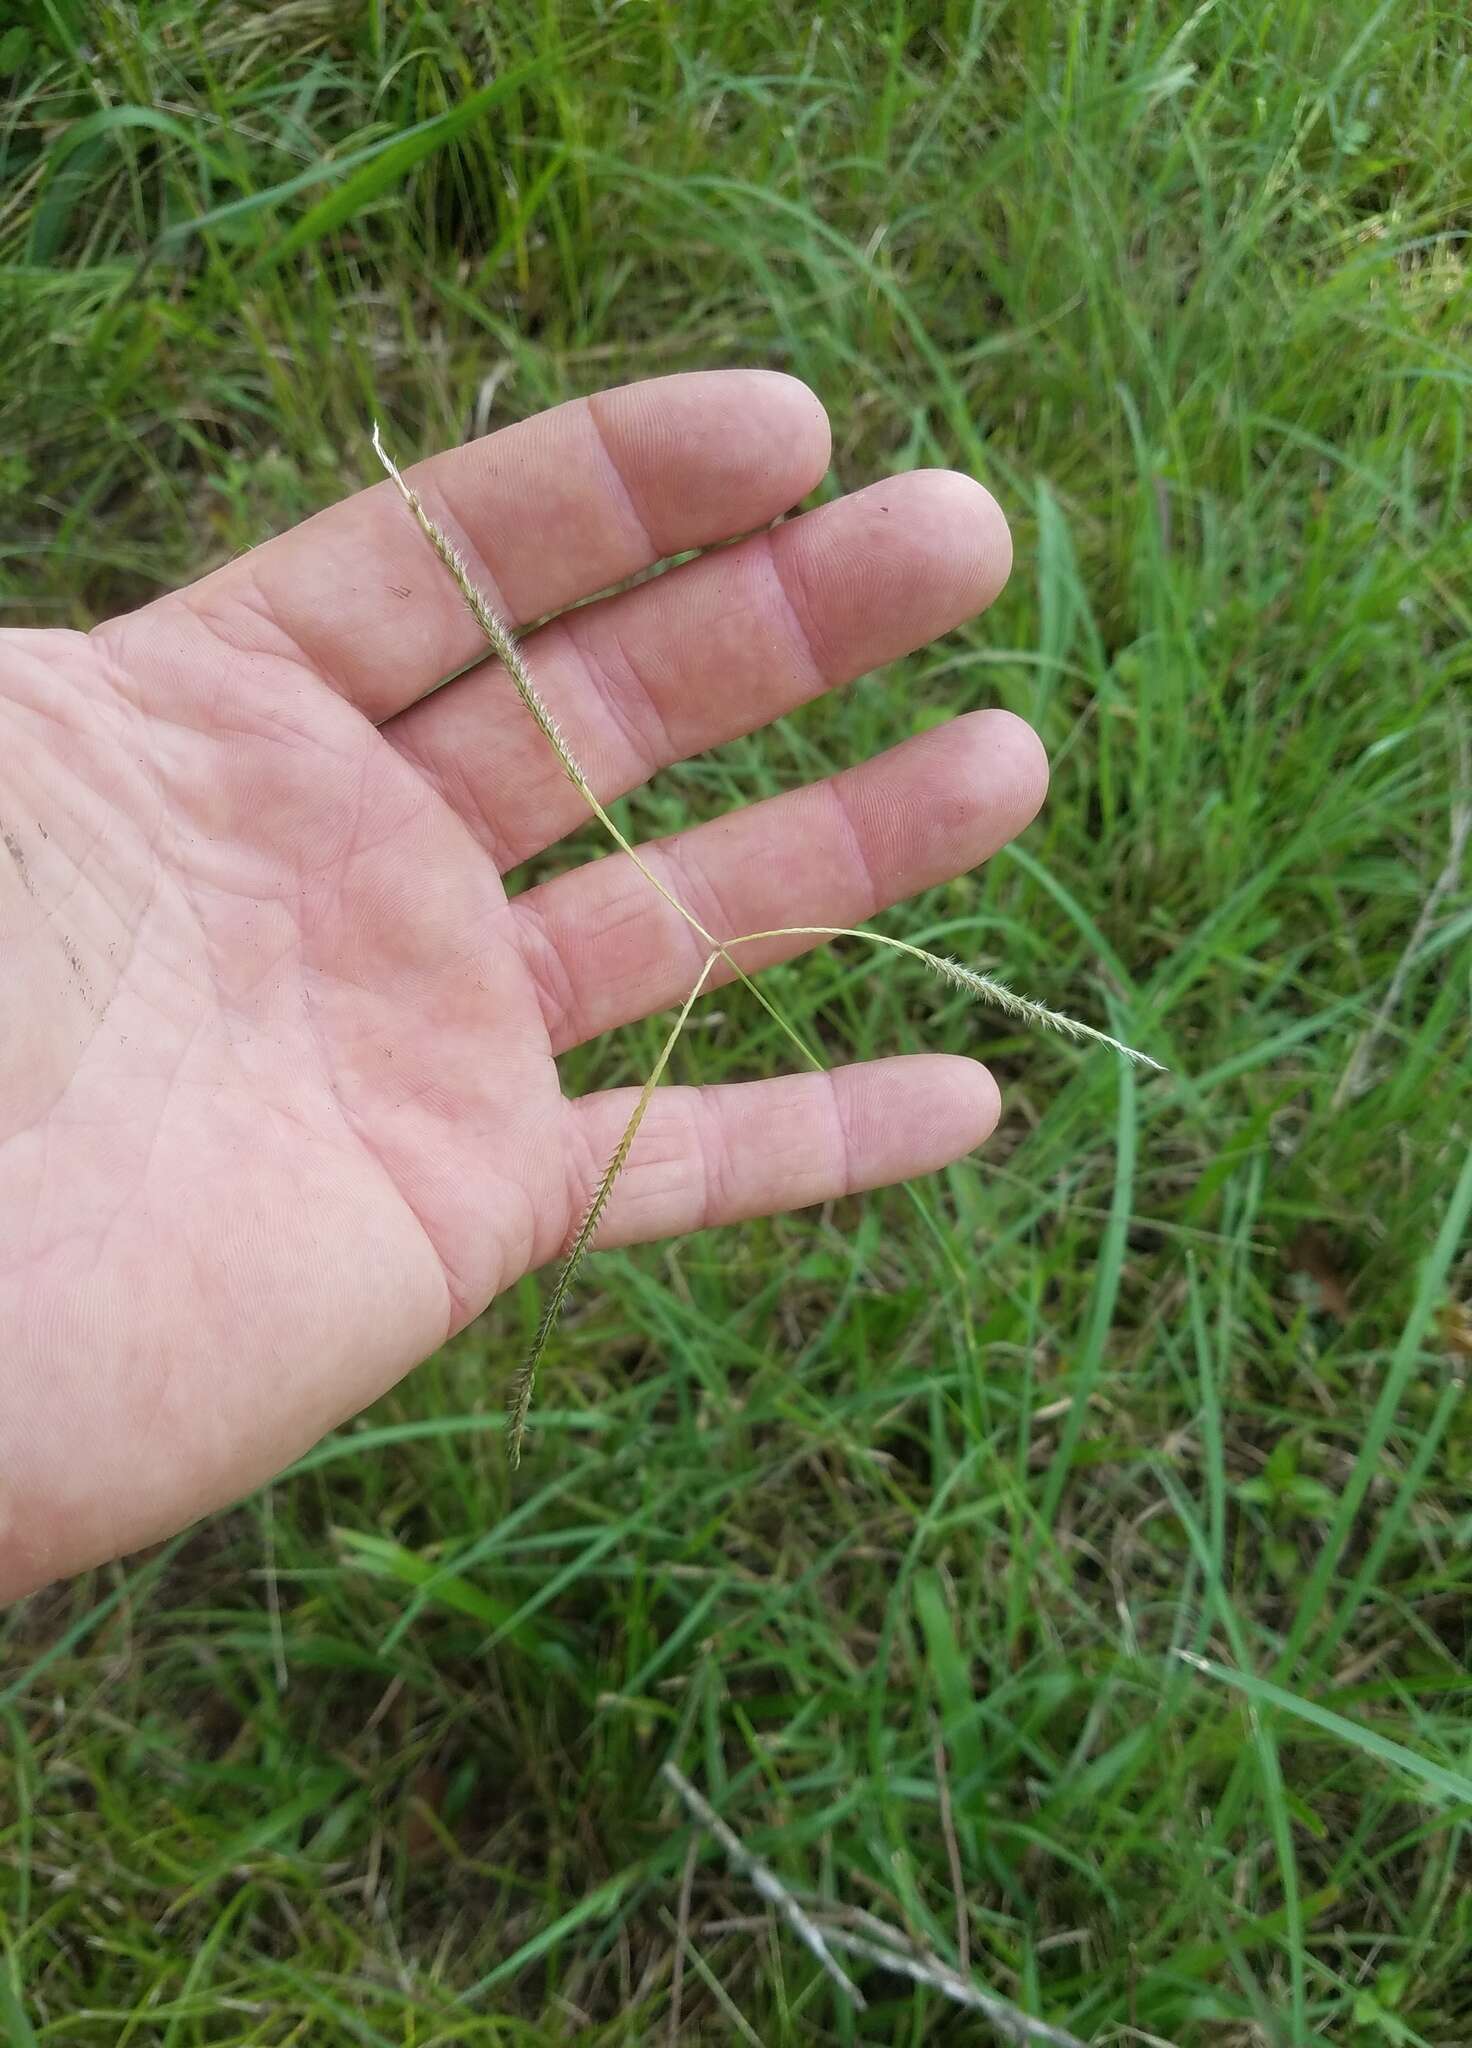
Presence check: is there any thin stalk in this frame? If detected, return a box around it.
[507,951,720,1465]
[371,426,823,1074]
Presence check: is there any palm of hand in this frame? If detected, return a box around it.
[4,607,565,1591]
[1,372,1033,1596]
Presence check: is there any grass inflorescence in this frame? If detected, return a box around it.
[371,428,1162,1462]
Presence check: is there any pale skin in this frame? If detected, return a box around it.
[1,370,1044,1602]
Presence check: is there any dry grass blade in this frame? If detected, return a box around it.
[660,1761,865,2009]
[811,1924,1090,2046]
[661,1764,1102,2042]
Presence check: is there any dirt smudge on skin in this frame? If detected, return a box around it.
[3,819,101,1016]
[3,825,34,895]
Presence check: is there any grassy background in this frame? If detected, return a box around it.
[3,1,1471,2041]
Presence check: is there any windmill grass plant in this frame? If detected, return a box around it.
[372,428,1162,1463]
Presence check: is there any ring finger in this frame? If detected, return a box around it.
[509,708,1049,1053]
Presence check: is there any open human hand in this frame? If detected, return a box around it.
[1,370,1042,1599]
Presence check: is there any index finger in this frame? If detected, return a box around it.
[158,370,833,722]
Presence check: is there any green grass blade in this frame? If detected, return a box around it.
[0,1960,38,2048]
[27,105,223,262]
[1279,1141,1472,1674]
[463,1867,646,2001]
[248,46,600,276]
[0,1533,188,1711]
[1179,1653,1472,1809]
[1038,1056,1137,1533]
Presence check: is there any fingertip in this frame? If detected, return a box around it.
[939,1054,1004,1149]
[972,478,1014,608]
[770,466,1011,685]
[947,707,1050,841]
[898,468,1012,615]
[846,1053,1001,1181]
[986,706,1050,829]
[740,369,833,492]
[590,368,832,553]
